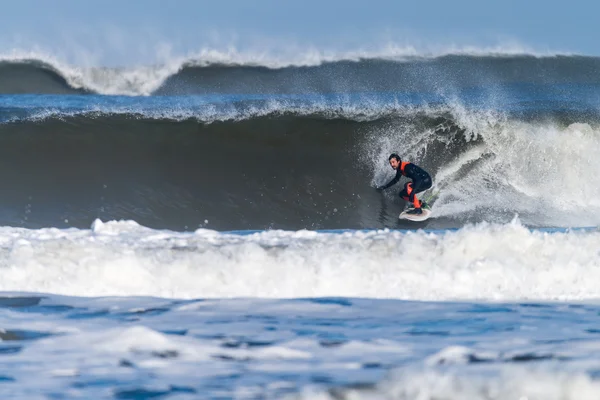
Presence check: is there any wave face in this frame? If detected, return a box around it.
[1,94,600,230]
[2,54,600,96]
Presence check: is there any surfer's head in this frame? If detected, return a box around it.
[388,153,401,170]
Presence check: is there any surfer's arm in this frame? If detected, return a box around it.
[378,170,401,190]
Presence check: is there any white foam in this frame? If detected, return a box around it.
[0,219,597,300]
[298,368,600,400]
[367,102,600,227]
[434,107,600,226]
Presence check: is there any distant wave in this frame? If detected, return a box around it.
[0,47,582,96]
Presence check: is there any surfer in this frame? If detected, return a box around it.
[376,153,432,215]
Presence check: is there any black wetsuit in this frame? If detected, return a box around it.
[382,162,432,208]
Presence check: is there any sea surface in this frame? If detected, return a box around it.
[1,51,600,399]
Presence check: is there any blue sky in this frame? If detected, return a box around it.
[0,0,595,64]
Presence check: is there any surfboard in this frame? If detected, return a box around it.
[399,208,432,222]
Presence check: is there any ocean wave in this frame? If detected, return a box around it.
[0,103,599,230]
[0,47,587,96]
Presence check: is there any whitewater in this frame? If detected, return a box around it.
[0,219,596,301]
[1,48,600,399]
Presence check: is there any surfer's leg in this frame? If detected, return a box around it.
[404,176,433,209]
[399,182,421,209]
[399,183,424,215]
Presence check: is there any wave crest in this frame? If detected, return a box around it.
[0,46,581,96]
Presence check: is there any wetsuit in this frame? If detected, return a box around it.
[381,161,432,209]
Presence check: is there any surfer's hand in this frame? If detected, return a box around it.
[375,186,385,191]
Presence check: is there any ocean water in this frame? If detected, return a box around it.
[1,50,600,398]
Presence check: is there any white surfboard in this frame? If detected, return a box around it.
[399,208,432,222]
